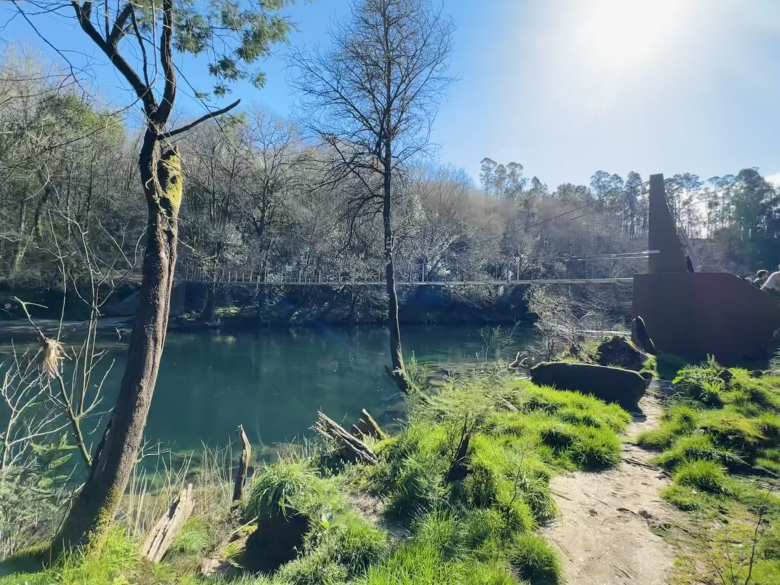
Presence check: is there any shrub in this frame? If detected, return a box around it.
[243,461,342,573]
[673,460,732,495]
[507,533,562,585]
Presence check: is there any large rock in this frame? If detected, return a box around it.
[530,361,647,409]
[595,335,646,371]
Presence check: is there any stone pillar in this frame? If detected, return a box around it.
[648,174,687,274]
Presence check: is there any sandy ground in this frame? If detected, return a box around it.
[543,383,682,585]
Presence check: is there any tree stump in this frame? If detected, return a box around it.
[140,483,194,563]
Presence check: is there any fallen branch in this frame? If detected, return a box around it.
[140,483,194,563]
[314,411,377,464]
[352,409,387,440]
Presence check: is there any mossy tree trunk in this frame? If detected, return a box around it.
[52,131,183,554]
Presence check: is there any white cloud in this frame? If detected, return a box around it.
[765,173,780,186]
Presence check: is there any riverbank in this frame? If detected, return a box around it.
[2,353,778,584]
[1,368,633,584]
[1,280,634,329]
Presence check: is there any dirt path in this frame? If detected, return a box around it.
[543,383,682,585]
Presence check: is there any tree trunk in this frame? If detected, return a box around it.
[200,282,217,322]
[10,199,28,276]
[382,159,408,392]
[51,132,183,554]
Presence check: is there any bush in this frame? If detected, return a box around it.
[243,460,342,573]
[673,460,732,495]
[507,533,562,585]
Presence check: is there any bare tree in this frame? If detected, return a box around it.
[292,0,453,390]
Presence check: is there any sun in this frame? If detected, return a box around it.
[575,0,692,73]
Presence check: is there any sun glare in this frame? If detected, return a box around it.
[576,0,691,72]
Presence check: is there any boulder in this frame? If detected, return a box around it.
[530,361,647,409]
[595,335,646,371]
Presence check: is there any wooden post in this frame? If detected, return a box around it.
[232,425,252,504]
[140,484,194,563]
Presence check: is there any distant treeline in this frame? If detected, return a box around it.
[2,57,778,295]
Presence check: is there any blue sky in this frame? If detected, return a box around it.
[2,0,780,187]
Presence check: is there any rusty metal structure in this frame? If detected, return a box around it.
[633,173,780,364]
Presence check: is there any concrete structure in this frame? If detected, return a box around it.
[633,174,780,364]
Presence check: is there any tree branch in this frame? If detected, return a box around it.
[160,99,241,139]
[154,0,176,124]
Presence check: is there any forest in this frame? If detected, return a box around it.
[2,56,779,293]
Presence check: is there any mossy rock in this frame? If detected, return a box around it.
[530,361,647,409]
[595,335,646,371]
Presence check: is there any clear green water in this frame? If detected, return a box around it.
[3,325,534,452]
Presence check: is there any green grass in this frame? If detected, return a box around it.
[638,363,780,474]
[507,533,562,585]
[638,359,780,585]
[672,460,733,495]
[0,529,187,585]
[1,373,632,585]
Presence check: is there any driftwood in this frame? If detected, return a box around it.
[315,411,377,464]
[141,483,194,563]
[351,409,387,440]
[232,424,252,504]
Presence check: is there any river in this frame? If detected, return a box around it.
[1,324,534,453]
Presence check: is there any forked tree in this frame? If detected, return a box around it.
[292,0,452,391]
[13,0,290,554]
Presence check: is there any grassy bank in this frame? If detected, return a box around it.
[637,360,780,585]
[1,373,631,585]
